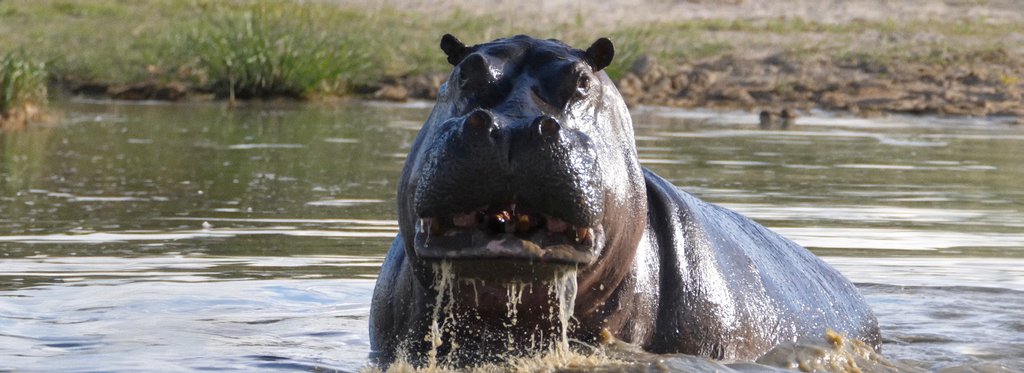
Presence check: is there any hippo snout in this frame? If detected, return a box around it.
[412,108,604,265]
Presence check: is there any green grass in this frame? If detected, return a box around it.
[183,2,373,99]
[0,1,182,83]
[0,0,1021,101]
[0,50,47,117]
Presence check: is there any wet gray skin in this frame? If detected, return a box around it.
[369,34,880,367]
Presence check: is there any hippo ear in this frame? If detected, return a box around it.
[584,37,614,72]
[440,34,468,66]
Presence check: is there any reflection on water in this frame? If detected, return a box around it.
[1,100,1022,371]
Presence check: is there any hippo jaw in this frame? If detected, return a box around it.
[413,202,604,268]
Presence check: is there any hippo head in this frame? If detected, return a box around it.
[397,35,646,308]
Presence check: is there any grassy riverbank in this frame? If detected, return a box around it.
[0,0,1021,117]
[0,0,660,95]
[0,50,47,129]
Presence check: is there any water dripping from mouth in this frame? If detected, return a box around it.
[505,282,527,327]
[504,281,528,351]
[550,266,578,354]
[426,260,456,368]
[417,263,583,370]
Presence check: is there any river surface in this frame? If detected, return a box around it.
[1,100,1022,372]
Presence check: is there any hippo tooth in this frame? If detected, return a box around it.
[418,218,429,234]
[577,227,591,245]
[569,226,580,243]
[546,216,568,233]
[515,214,533,233]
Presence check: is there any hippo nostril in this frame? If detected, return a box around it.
[462,110,495,139]
[535,116,561,137]
[466,110,491,130]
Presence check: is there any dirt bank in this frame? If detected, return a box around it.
[614,53,1024,117]
[363,50,1024,119]
[335,0,1024,119]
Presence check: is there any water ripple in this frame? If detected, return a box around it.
[226,144,305,150]
[723,203,1011,225]
[777,227,1024,251]
[0,226,397,244]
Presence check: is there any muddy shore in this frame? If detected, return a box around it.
[60,51,1024,121]
[351,0,1024,119]
[369,52,1024,119]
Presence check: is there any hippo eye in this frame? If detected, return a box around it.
[576,75,591,95]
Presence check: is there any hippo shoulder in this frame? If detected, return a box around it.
[640,168,880,359]
[369,235,430,364]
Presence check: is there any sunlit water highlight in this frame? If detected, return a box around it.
[1,100,1022,371]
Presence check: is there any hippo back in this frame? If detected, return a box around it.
[641,169,880,359]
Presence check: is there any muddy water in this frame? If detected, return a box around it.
[0,100,1021,371]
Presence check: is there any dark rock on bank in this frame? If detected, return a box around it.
[357,73,448,102]
[108,81,188,101]
[62,78,187,101]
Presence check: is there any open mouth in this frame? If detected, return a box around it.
[414,202,601,266]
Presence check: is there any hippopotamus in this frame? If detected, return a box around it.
[369,34,880,367]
